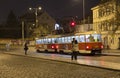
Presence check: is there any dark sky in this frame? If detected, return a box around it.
[0,0,100,23]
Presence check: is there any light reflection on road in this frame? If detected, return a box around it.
[77,59,120,70]
[42,54,120,70]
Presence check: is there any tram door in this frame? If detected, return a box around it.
[103,36,108,49]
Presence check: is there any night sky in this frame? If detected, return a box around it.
[0,0,100,23]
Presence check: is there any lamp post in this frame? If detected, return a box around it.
[29,7,42,28]
[83,0,85,26]
[22,21,24,44]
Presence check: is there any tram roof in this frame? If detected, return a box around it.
[37,31,101,39]
[75,31,101,35]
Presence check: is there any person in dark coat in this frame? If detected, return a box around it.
[24,42,29,55]
[71,38,78,60]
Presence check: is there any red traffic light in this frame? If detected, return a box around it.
[70,21,76,27]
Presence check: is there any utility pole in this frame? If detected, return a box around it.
[83,0,85,25]
[22,21,24,44]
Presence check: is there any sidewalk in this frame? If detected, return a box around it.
[3,47,120,71]
[102,49,120,56]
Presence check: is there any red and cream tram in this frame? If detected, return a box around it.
[35,33,103,55]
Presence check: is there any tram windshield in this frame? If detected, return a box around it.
[86,34,101,42]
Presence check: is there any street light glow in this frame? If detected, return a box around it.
[29,7,32,10]
[29,7,42,11]
[29,6,42,27]
[38,7,42,10]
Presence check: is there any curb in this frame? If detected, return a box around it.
[101,53,120,57]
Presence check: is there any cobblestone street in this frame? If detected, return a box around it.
[0,53,120,78]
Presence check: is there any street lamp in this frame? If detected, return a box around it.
[83,0,85,25]
[29,6,42,28]
[22,21,25,44]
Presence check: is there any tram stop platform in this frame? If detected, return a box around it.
[2,47,120,71]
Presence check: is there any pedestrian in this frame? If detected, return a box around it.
[71,38,78,61]
[24,42,29,55]
[6,43,10,51]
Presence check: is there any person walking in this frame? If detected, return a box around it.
[6,42,10,51]
[24,42,29,55]
[71,38,78,61]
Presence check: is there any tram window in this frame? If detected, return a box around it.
[57,38,60,43]
[41,39,43,44]
[71,36,75,41]
[45,39,48,44]
[43,39,45,44]
[71,36,75,39]
[75,36,79,42]
[41,39,43,43]
[56,38,59,43]
[44,39,48,44]
[64,37,68,43]
[61,37,65,43]
[36,40,41,44]
[57,38,59,43]
[52,38,55,43]
[42,39,44,44]
[86,34,95,42]
[98,35,101,41]
[93,34,101,42]
[68,37,71,43]
[54,38,58,43]
[86,35,91,42]
[43,39,45,43]
[51,38,53,43]
[50,38,52,42]
[58,38,62,43]
[36,40,38,44]
[47,38,51,43]
[40,40,42,44]
[79,35,85,42]
[39,39,42,44]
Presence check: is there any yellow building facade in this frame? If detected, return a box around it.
[91,0,120,49]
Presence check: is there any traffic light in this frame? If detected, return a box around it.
[70,21,76,27]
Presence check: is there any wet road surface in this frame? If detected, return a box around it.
[0,53,120,78]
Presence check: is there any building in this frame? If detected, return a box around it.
[37,11,56,35]
[91,0,120,49]
[20,10,56,38]
[75,24,93,33]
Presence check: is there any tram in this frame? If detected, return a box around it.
[35,32,103,55]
